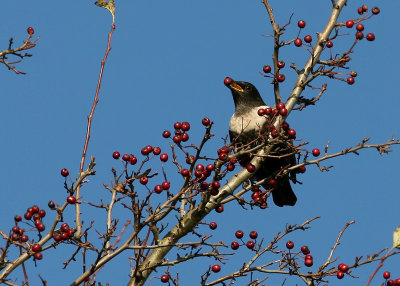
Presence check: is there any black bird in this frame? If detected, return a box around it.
[225,78,297,207]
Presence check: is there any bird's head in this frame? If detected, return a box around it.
[224,77,266,112]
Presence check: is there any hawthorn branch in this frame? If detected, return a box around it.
[0,34,39,74]
[75,3,116,237]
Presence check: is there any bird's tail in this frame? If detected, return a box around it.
[266,179,297,207]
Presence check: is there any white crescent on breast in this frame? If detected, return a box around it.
[229,105,270,135]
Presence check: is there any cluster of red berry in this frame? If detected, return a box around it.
[207,230,260,275]
[53,222,76,242]
[286,240,314,267]
[383,271,400,285]
[262,60,286,82]
[60,168,77,204]
[162,121,191,144]
[12,206,48,260]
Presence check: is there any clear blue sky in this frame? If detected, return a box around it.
[1,1,399,285]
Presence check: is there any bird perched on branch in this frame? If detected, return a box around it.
[224,77,297,207]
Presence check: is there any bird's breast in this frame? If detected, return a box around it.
[229,106,269,136]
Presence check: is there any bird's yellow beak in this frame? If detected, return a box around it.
[230,82,244,92]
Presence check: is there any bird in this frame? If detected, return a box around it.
[224,77,297,207]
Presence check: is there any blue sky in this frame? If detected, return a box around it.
[1,1,399,285]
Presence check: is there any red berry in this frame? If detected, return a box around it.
[27,27,34,35]
[24,212,32,220]
[264,107,272,115]
[160,153,168,162]
[271,129,279,138]
[362,4,368,12]
[211,181,220,190]
[356,24,364,31]
[180,132,188,142]
[61,168,69,177]
[294,38,302,47]
[347,77,355,85]
[304,35,312,43]
[312,148,320,157]
[276,102,285,110]
[61,223,69,232]
[246,240,255,249]
[357,7,363,15]
[181,121,190,131]
[129,156,137,165]
[394,278,400,285]
[48,201,56,209]
[195,164,204,171]
[172,135,182,144]
[276,74,285,82]
[304,255,313,261]
[235,230,244,239]
[181,169,190,177]
[153,147,161,155]
[162,130,171,138]
[160,275,169,283]
[257,108,265,116]
[122,154,130,161]
[112,151,120,159]
[34,252,43,260]
[31,206,39,213]
[224,77,232,86]
[339,263,349,272]
[154,185,163,194]
[12,226,19,233]
[346,20,354,28]
[263,65,271,73]
[286,240,294,249]
[212,264,221,273]
[206,164,214,172]
[215,205,224,213]
[38,209,46,218]
[388,280,394,286]
[209,222,217,230]
[20,234,29,242]
[366,33,375,41]
[174,122,182,129]
[139,177,148,185]
[281,121,290,131]
[372,6,380,15]
[227,163,235,171]
[67,196,76,204]
[32,244,41,252]
[384,271,391,279]
[356,32,364,40]
[249,231,258,239]
[279,108,288,116]
[326,41,333,48]
[246,163,256,173]
[269,179,277,187]
[14,215,22,222]
[141,147,150,156]
[61,232,69,240]
[36,223,45,232]
[277,61,285,69]
[301,245,310,254]
[297,20,306,28]
[202,117,211,126]
[337,271,344,279]
[161,181,170,190]
[304,258,313,267]
[287,129,296,139]
[231,241,239,250]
